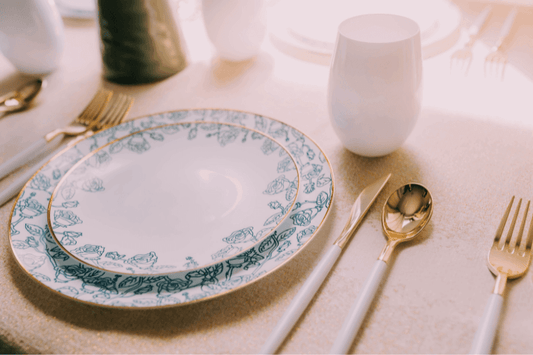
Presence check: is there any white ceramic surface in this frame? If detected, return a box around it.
[327,14,423,157]
[9,109,334,308]
[48,122,299,275]
[202,0,267,61]
[0,0,65,74]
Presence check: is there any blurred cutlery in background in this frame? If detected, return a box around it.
[484,7,518,81]
[450,5,492,76]
[0,78,43,115]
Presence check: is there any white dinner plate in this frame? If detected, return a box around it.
[55,0,96,19]
[48,122,299,275]
[269,0,462,61]
[9,109,334,308]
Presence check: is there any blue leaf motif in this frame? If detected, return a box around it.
[81,177,104,192]
[277,157,295,173]
[223,227,254,244]
[304,182,315,194]
[52,169,62,180]
[133,285,153,295]
[53,210,83,227]
[297,226,317,245]
[26,236,39,248]
[29,173,51,191]
[188,127,198,140]
[125,252,158,269]
[217,128,239,146]
[264,175,291,195]
[161,125,180,134]
[17,196,46,218]
[61,236,77,246]
[87,151,111,168]
[61,201,79,208]
[316,191,329,207]
[317,174,332,187]
[12,240,30,249]
[109,141,123,154]
[60,184,76,200]
[268,201,282,209]
[166,111,189,121]
[254,115,267,132]
[212,245,242,261]
[73,244,104,260]
[20,253,46,270]
[25,224,44,236]
[261,139,278,155]
[264,212,283,226]
[126,135,151,154]
[57,287,79,297]
[301,164,323,180]
[290,209,314,226]
[63,231,82,238]
[119,276,142,288]
[278,227,296,241]
[149,132,164,141]
[106,251,125,260]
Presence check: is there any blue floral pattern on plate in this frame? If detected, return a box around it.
[9,109,334,308]
[48,122,300,275]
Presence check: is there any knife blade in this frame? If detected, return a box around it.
[260,173,391,354]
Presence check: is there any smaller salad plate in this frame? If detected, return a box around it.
[48,122,299,275]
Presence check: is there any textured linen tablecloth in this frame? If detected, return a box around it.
[0,1,532,353]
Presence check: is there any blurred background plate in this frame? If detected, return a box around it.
[55,0,96,19]
[269,0,462,63]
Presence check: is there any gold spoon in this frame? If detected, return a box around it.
[0,78,43,114]
[331,183,433,354]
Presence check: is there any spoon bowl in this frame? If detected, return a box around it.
[0,78,43,114]
[379,183,433,262]
[382,183,433,240]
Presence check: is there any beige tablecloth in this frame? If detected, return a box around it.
[1,1,532,353]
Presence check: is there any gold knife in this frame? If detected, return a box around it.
[260,173,392,354]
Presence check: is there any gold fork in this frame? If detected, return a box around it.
[44,88,113,141]
[470,197,532,354]
[0,88,113,181]
[450,6,492,76]
[77,93,134,140]
[0,93,134,207]
[484,7,518,80]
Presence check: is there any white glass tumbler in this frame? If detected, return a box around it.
[327,14,422,157]
[202,0,267,62]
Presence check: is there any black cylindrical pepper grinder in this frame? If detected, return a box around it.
[97,0,188,84]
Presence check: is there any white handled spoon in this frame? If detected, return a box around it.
[331,183,433,354]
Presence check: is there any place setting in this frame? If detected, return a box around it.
[1,0,532,354]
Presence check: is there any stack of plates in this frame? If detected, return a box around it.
[8,109,334,308]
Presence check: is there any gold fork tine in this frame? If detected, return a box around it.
[502,198,522,249]
[76,88,113,125]
[519,202,533,255]
[494,196,514,245]
[96,94,134,130]
[514,200,530,251]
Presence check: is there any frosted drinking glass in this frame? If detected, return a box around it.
[327,14,423,157]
